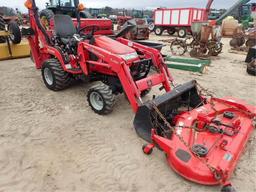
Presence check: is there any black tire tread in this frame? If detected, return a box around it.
[42,58,73,91]
[0,15,6,43]
[40,9,54,22]
[87,83,115,115]
[8,21,21,44]
[247,65,256,76]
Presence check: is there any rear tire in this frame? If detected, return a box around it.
[247,59,256,76]
[42,58,73,91]
[167,28,175,35]
[154,27,163,36]
[40,9,54,23]
[0,16,6,43]
[246,39,256,48]
[177,28,187,38]
[87,83,115,115]
[8,21,21,44]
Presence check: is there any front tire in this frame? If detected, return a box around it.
[42,58,73,91]
[87,83,115,115]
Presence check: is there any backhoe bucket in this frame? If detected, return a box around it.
[134,80,202,142]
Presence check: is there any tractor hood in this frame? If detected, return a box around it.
[95,36,137,57]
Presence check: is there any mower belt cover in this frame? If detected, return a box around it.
[133,80,202,142]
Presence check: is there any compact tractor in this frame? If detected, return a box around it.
[24,0,256,191]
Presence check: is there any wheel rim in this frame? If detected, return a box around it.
[44,68,53,85]
[148,23,154,31]
[179,30,185,37]
[171,42,186,56]
[156,28,161,34]
[90,92,104,111]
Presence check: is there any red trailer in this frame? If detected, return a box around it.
[153,7,207,37]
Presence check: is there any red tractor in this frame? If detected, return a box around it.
[24,0,173,114]
[24,0,256,192]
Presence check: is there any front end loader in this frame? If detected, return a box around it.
[24,0,256,191]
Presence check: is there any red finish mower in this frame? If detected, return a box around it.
[24,1,256,192]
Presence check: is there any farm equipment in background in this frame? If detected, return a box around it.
[153,7,207,38]
[0,15,29,60]
[189,22,223,58]
[39,0,114,36]
[117,13,150,40]
[170,22,223,58]
[152,0,215,38]
[117,18,149,40]
[24,0,256,192]
[230,26,256,50]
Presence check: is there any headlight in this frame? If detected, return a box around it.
[120,52,138,61]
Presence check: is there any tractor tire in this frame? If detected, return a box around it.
[8,21,21,44]
[247,59,256,76]
[245,39,256,48]
[42,58,73,91]
[0,15,6,43]
[40,9,54,23]
[87,83,115,115]
[177,28,187,38]
[154,27,163,36]
[148,22,155,32]
[167,28,175,35]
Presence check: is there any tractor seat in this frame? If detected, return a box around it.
[54,14,77,44]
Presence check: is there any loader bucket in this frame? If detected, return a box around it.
[133,80,203,142]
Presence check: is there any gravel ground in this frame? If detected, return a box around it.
[0,34,255,192]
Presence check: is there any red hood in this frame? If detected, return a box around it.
[94,36,136,55]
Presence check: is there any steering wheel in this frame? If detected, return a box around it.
[79,25,101,36]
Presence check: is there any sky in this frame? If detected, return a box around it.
[0,0,256,12]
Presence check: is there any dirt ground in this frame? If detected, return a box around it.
[0,34,256,192]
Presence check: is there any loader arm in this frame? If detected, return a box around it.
[117,38,174,90]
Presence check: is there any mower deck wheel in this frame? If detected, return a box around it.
[142,144,153,155]
[87,83,115,115]
[221,184,236,192]
[42,58,73,91]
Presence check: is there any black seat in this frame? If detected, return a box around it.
[54,14,77,44]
